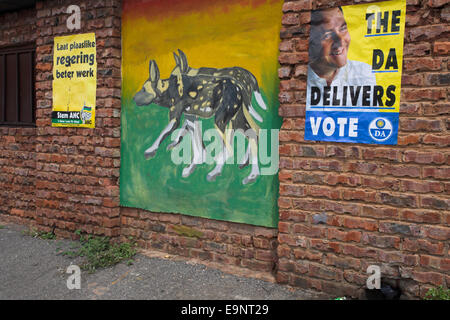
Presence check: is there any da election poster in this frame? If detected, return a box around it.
[52,33,96,128]
[304,0,406,145]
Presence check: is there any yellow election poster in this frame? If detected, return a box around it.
[305,0,406,145]
[52,33,96,128]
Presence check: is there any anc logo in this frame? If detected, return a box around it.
[80,105,92,124]
[368,117,393,142]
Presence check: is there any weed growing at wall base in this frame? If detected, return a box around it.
[22,227,56,240]
[62,231,137,273]
[424,286,450,300]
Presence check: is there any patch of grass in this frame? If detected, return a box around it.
[22,227,56,240]
[0,225,5,229]
[424,286,450,300]
[37,231,57,240]
[62,230,137,273]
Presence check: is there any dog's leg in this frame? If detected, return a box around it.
[206,139,227,182]
[231,105,260,184]
[242,135,260,185]
[167,120,188,151]
[206,127,232,182]
[182,116,204,178]
[192,117,205,164]
[145,118,179,159]
[239,143,250,169]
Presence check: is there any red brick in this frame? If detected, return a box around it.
[307,185,340,200]
[340,217,378,232]
[423,225,450,241]
[418,239,445,255]
[404,150,446,164]
[241,259,273,272]
[421,196,450,210]
[409,25,450,41]
[402,74,424,86]
[401,180,444,193]
[362,233,401,249]
[282,13,299,26]
[419,255,441,269]
[422,134,450,147]
[378,250,418,266]
[327,228,362,243]
[293,248,322,261]
[342,189,377,202]
[423,167,450,180]
[400,210,441,224]
[433,41,450,55]
[277,245,291,258]
[428,0,450,8]
[309,263,343,281]
[278,52,308,64]
[342,244,378,259]
[412,271,444,286]
[279,39,294,52]
[282,0,312,12]
[279,210,306,222]
[323,254,361,270]
[255,249,276,262]
[403,42,431,56]
[293,224,326,238]
[280,183,305,197]
[402,88,446,101]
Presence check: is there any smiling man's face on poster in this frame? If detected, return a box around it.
[309,7,351,80]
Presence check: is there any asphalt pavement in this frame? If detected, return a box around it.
[0,222,326,300]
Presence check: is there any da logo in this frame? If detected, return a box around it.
[369,118,393,142]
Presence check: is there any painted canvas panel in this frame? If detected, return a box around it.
[121,0,283,227]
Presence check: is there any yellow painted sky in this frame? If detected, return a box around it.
[122,0,284,98]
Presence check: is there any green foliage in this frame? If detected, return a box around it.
[38,231,57,240]
[63,232,137,273]
[424,286,450,300]
[23,227,56,240]
[0,225,5,229]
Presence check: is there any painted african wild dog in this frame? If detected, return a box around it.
[133,50,267,184]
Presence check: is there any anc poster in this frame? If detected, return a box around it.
[305,0,406,145]
[52,33,96,128]
[121,0,283,227]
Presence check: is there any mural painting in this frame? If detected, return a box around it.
[121,0,283,227]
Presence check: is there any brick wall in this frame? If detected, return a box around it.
[33,0,122,238]
[0,0,448,299]
[1,0,281,280]
[0,8,37,225]
[120,208,278,277]
[277,0,449,299]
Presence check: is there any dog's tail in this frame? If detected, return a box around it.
[247,88,268,123]
[253,91,267,110]
[242,71,267,123]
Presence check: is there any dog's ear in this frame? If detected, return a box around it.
[173,52,181,68]
[149,60,160,82]
[178,49,189,73]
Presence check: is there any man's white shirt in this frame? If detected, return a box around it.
[306,60,377,111]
